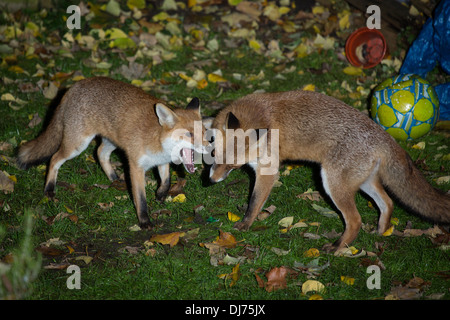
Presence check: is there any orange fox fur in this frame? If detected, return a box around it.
[18,77,208,228]
[209,90,450,252]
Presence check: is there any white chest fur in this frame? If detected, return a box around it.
[137,149,171,171]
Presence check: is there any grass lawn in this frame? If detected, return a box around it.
[0,0,449,301]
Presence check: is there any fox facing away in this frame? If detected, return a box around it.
[209,90,450,253]
[17,77,208,229]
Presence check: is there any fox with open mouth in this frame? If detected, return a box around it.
[17,76,209,229]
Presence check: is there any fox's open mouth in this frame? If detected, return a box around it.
[181,148,196,174]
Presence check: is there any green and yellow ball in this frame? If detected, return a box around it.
[371,74,439,141]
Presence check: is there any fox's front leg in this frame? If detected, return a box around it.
[156,163,170,202]
[129,162,152,229]
[234,172,277,231]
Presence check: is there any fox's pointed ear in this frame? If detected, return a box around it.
[226,112,240,130]
[255,128,268,141]
[186,97,200,110]
[155,103,179,128]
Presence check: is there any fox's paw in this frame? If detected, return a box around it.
[322,242,338,254]
[155,192,168,203]
[234,221,251,231]
[138,219,154,230]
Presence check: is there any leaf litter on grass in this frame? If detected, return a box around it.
[1,0,448,300]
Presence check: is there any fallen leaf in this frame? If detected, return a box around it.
[75,255,93,264]
[172,193,186,203]
[311,203,339,218]
[412,142,426,150]
[43,81,58,100]
[0,171,15,193]
[335,246,366,258]
[270,247,290,256]
[297,188,322,201]
[278,216,294,228]
[343,66,363,76]
[340,276,355,285]
[150,231,185,248]
[213,230,238,249]
[382,225,394,237]
[265,267,289,292]
[227,211,241,222]
[302,280,325,294]
[218,264,240,287]
[302,84,315,91]
[303,248,320,258]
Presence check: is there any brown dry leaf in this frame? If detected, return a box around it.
[386,277,430,300]
[264,266,290,292]
[297,188,322,201]
[213,230,238,249]
[27,112,42,128]
[0,171,15,193]
[168,178,187,196]
[150,231,185,248]
[218,263,240,287]
[98,202,114,211]
[35,245,66,257]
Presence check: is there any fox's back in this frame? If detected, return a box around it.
[217,90,399,163]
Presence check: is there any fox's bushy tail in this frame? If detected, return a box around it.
[380,146,450,224]
[17,106,63,169]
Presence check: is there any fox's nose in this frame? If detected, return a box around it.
[209,165,231,183]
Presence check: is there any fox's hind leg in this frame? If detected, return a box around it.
[320,167,362,253]
[97,137,119,181]
[360,175,394,235]
[44,134,95,198]
[155,163,170,202]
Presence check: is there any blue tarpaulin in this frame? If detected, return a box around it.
[400,0,450,120]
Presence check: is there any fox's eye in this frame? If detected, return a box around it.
[209,135,215,143]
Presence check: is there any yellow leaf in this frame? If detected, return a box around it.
[228,0,243,5]
[1,93,15,101]
[213,230,237,248]
[218,264,240,287]
[341,276,355,285]
[302,280,325,294]
[309,294,324,300]
[278,216,294,228]
[278,6,290,15]
[227,211,241,222]
[179,73,192,81]
[382,225,394,237]
[127,0,146,10]
[249,39,263,53]
[207,73,227,83]
[172,193,186,203]
[150,231,185,248]
[343,66,363,76]
[7,175,17,183]
[412,142,426,150]
[8,65,25,74]
[188,0,196,8]
[339,12,350,30]
[105,28,128,40]
[312,6,325,15]
[196,78,208,89]
[294,43,309,58]
[75,255,93,264]
[67,245,75,254]
[64,205,74,213]
[302,84,315,91]
[303,248,320,258]
[153,12,169,21]
[390,217,399,226]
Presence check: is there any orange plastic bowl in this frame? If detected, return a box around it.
[345,27,387,69]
